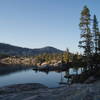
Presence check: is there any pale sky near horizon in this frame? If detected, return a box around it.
[0,0,100,53]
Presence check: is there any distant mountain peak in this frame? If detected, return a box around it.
[0,43,63,56]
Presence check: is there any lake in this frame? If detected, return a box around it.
[0,65,82,88]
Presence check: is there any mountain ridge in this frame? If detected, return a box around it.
[0,43,63,56]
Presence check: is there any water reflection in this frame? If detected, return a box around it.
[0,64,32,76]
[0,65,83,88]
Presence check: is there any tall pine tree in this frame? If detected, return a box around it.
[79,6,93,66]
[98,34,100,54]
[93,15,100,54]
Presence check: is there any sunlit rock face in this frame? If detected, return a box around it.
[0,81,100,100]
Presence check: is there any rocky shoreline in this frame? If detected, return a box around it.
[0,57,69,71]
[0,57,35,66]
[0,81,100,100]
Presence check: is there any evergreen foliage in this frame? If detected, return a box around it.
[79,6,100,68]
[93,15,100,54]
[79,6,93,57]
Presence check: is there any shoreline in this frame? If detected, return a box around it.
[0,80,100,100]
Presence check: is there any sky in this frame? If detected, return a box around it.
[0,0,100,52]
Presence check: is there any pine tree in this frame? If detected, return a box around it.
[98,34,100,54]
[63,48,70,63]
[93,15,100,54]
[79,6,93,67]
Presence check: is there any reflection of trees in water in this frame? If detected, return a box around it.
[64,67,97,84]
[0,64,32,76]
[64,69,72,85]
[33,68,84,85]
[59,72,67,85]
[64,67,84,84]
[33,70,65,75]
[34,70,49,75]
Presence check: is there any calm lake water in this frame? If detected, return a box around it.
[0,65,82,88]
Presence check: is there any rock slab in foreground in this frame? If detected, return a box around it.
[0,82,100,100]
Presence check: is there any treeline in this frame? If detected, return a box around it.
[33,49,83,66]
[0,54,11,59]
[79,6,100,69]
[0,50,83,67]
